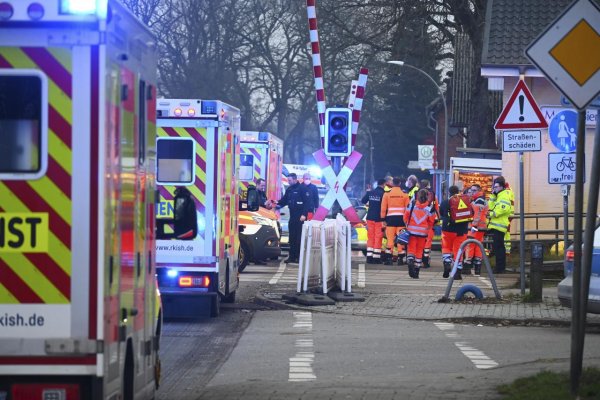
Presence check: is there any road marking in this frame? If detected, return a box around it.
[434,323,499,370]
[289,312,316,382]
[477,275,493,288]
[358,263,366,287]
[269,260,287,285]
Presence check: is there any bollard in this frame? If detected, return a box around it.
[530,242,544,302]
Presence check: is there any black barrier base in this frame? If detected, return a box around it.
[327,291,365,302]
[282,293,304,303]
[291,293,336,306]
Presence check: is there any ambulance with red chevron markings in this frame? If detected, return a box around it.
[0,0,161,398]
[154,99,241,318]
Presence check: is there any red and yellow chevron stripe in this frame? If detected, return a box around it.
[0,47,72,304]
[157,126,208,239]
[238,146,262,193]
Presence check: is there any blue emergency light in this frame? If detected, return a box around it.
[167,269,178,278]
[60,0,98,14]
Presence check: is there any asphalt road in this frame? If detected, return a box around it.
[156,259,600,400]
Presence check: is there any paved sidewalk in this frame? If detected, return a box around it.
[257,251,600,327]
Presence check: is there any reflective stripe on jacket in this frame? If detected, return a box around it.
[488,189,512,232]
[380,187,410,219]
[404,200,436,237]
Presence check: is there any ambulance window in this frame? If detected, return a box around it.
[156,138,194,185]
[0,72,47,179]
[239,154,254,181]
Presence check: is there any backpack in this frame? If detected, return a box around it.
[448,193,473,223]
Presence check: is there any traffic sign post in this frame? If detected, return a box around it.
[526,0,600,111]
[526,1,600,392]
[496,79,547,296]
[548,152,585,184]
[548,110,578,153]
[494,80,548,130]
[502,130,541,152]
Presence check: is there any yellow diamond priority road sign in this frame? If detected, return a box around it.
[526,0,600,110]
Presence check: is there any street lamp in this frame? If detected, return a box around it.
[387,60,448,193]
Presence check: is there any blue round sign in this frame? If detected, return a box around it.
[548,110,578,153]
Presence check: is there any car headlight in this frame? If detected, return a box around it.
[252,216,271,225]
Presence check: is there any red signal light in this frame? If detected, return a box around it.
[178,275,210,288]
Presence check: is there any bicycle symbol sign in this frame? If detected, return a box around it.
[547,152,585,184]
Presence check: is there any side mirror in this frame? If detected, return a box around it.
[246,186,260,212]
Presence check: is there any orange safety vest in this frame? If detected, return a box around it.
[404,200,436,237]
[470,191,489,231]
[380,187,410,219]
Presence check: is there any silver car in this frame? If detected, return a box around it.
[557,224,600,314]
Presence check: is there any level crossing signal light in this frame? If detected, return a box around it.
[324,107,352,157]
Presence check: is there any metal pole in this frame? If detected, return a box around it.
[579,107,600,377]
[442,92,449,192]
[563,184,570,250]
[331,156,342,218]
[362,154,366,195]
[582,109,600,312]
[392,62,447,187]
[519,151,526,295]
[570,109,586,396]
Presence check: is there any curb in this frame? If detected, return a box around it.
[254,290,600,329]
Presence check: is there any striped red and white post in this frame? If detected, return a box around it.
[306,0,327,144]
[350,68,368,147]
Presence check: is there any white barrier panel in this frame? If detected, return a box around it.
[319,219,337,294]
[297,221,323,293]
[296,217,352,295]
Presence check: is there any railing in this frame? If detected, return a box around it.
[507,212,598,256]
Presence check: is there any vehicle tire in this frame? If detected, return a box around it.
[210,294,220,317]
[123,341,134,400]
[222,262,236,304]
[239,242,250,272]
[222,290,236,303]
[455,284,484,300]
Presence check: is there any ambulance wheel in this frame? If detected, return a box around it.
[222,290,236,303]
[239,242,250,272]
[222,263,236,304]
[455,284,484,300]
[210,294,221,317]
[123,340,134,400]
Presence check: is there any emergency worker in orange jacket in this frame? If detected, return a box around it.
[404,189,436,279]
[420,179,439,268]
[464,184,488,275]
[440,185,469,279]
[380,177,410,265]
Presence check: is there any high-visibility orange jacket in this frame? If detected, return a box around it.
[380,187,410,225]
[404,200,436,237]
[469,190,489,231]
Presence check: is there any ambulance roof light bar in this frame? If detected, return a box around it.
[60,0,98,15]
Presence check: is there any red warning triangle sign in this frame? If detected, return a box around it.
[494,80,548,130]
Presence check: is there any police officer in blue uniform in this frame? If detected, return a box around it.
[278,173,309,263]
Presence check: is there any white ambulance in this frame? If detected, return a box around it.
[0,0,161,398]
[155,99,241,318]
[238,131,283,270]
